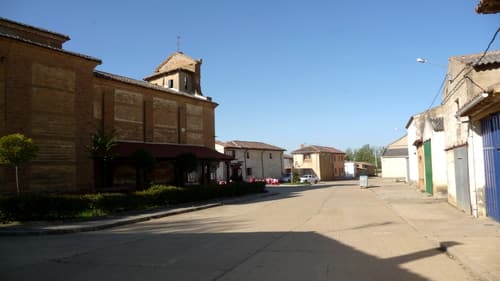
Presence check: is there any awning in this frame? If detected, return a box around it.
[457,90,500,120]
[113,141,233,161]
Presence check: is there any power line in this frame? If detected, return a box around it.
[474,26,500,66]
[444,25,500,102]
[427,72,448,111]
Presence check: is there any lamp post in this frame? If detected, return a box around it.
[416,58,446,68]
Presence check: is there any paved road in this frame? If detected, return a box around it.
[0,182,477,281]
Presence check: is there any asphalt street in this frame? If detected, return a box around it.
[0,181,478,281]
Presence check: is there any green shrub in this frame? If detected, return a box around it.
[0,194,89,222]
[0,182,266,222]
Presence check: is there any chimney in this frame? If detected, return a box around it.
[300,144,305,148]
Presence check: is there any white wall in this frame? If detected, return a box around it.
[215,147,283,181]
[381,157,408,179]
[215,143,226,181]
[430,132,447,193]
[344,162,356,178]
[469,121,486,217]
[407,119,419,184]
[446,150,457,206]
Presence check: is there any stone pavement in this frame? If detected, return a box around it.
[368,178,500,281]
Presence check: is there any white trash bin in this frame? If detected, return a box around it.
[359,175,368,188]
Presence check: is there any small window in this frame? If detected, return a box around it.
[168,79,174,88]
[269,153,272,159]
[184,76,188,90]
[304,153,311,160]
[225,150,235,157]
[246,168,252,176]
[246,152,250,159]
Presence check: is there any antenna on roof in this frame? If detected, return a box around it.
[176,35,181,52]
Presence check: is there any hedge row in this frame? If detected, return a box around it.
[0,182,266,222]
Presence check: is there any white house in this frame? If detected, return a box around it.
[345,162,376,178]
[406,107,447,195]
[215,140,285,181]
[283,154,292,175]
[381,135,409,181]
[406,114,421,186]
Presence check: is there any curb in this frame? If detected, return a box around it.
[440,244,495,281]
[0,191,279,236]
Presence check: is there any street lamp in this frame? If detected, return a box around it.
[416,57,446,68]
[416,57,427,63]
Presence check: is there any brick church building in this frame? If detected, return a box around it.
[0,18,231,193]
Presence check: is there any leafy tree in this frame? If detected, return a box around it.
[87,128,117,162]
[356,144,375,163]
[175,153,199,186]
[344,148,355,161]
[87,128,117,189]
[344,144,384,169]
[132,148,156,190]
[0,134,39,194]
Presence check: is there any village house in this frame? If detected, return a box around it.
[476,0,500,13]
[405,106,447,196]
[344,161,376,178]
[283,154,293,175]
[381,135,411,182]
[0,18,231,193]
[292,145,345,181]
[442,50,500,220]
[215,140,285,181]
[407,50,500,222]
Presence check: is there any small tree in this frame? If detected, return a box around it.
[87,128,117,189]
[0,134,39,194]
[132,148,156,190]
[175,153,199,186]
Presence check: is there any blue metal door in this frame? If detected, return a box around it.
[481,112,500,222]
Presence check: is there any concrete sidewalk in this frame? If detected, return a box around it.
[0,191,278,236]
[369,178,500,281]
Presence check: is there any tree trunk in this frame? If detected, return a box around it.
[15,165,19,194]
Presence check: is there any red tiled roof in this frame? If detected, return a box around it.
[292,145,344,154]
[113,141,233,160]
[476,0,500,14]
[222,140,285,151]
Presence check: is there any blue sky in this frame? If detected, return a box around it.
[2,0,499,153]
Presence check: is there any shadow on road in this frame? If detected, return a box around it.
[0,228,459,281]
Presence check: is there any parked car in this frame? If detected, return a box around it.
[280,173,292,183]
[299,174,320,184]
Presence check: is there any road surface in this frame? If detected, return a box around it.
[0,181,477,281]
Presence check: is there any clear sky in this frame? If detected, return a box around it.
[2,0,499,153]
